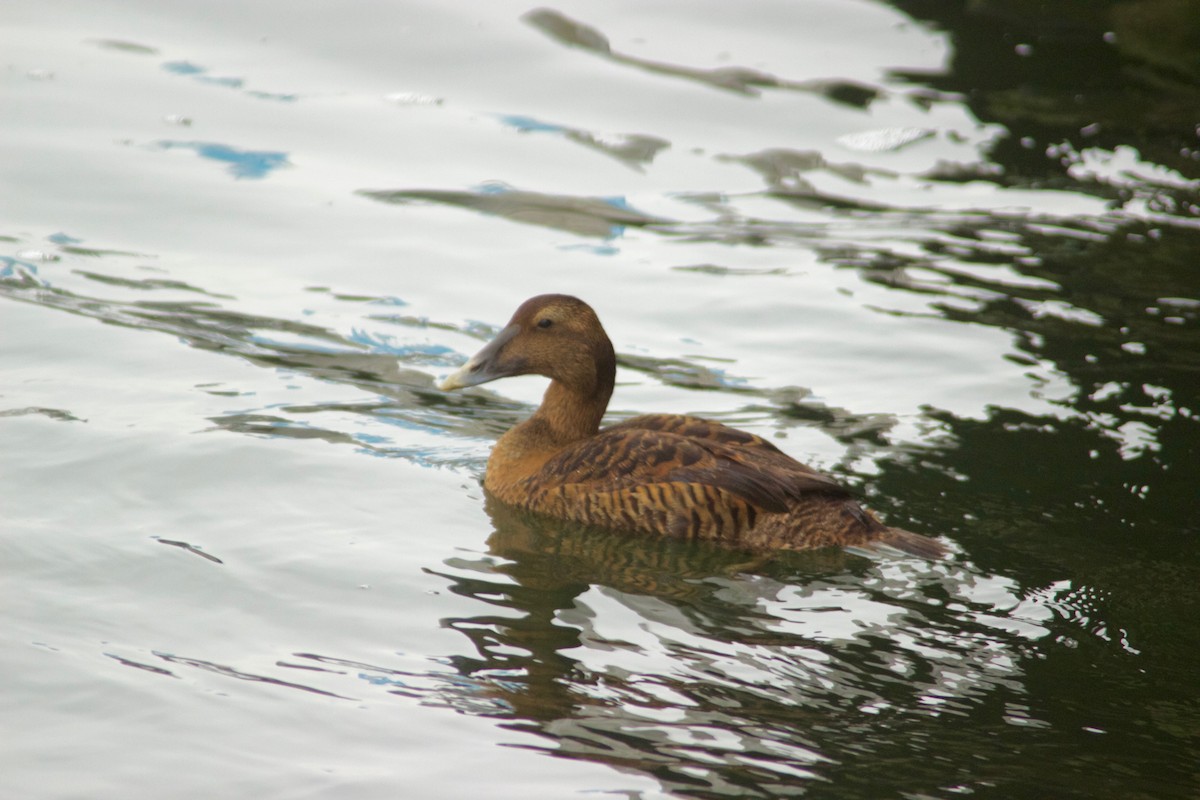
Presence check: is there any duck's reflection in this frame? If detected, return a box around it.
[432,494,971,784]
[482,494,788,598]
[425,482,1140,796]
[434,494,790,724]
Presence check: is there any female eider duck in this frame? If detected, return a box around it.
[439,294,945,559]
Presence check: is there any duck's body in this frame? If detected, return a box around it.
[440,294,944,559]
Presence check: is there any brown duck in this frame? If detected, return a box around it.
[439,294,945,559]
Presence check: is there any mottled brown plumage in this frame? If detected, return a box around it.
[439,294,945,558]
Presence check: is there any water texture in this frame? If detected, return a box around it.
[2,1,1197,798]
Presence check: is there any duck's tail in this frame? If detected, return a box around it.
[875,527,948,560]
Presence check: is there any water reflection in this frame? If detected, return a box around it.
[161,59,299,102]
[88,39,159,56]
[886,0,1200,188]
[838,215,1200,504]
[9,233,899,471]
[355,168,1196,489]
[414,494,1135,797]
[524,8,882,107]
[147,652,354,699]
[359,183,671,238]
[496,114,670,171]
[6,4,1200,794]
[150,141,292,179]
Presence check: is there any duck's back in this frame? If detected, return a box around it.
[494,413,942,557]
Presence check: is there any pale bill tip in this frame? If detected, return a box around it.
[437,363,471,391]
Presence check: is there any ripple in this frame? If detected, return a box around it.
[358,184,672,238]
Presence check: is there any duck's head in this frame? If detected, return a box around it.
[438,294,616,397]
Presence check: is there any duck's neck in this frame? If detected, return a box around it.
[528,377,612,444]
[486,373,613,499]
[485,336,616,500]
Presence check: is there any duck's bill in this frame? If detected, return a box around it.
[437,324,522,391]
[437,358,487,391]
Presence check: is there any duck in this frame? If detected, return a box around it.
[438,294,945,559]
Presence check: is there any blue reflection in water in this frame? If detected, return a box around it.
[152,141,291,179]
[0,256,46,284]
[347,328,455,361]
[354,433,389,445]
[496,114,568,134]
[245,90,299,102]
[560,242,620,255]
[368,296,409,308]
[161,60,205,76]
[197,75,245,89]
[46,232,83,245]
[161,60,297,102]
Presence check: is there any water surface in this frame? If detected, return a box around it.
[2,1,1197,798]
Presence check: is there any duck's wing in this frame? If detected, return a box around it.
[528,426,851,541]
[605,413,843,480]
[607,413,816,461]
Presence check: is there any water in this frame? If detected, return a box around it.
[3,1,1198,798]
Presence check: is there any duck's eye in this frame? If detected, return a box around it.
[536,318,553,329]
